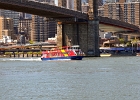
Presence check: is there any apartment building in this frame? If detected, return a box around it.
[99,0,103,6]
[99,1,140,26]
[0,17,14,40]
[82,0,104,13]
[31,15,56,42]
[19,18,32,40]
[27,0,56,42]
[0,10,20,35]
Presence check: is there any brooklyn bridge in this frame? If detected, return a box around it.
[0,0,139,56]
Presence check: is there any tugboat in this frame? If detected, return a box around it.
[41,46,84,61]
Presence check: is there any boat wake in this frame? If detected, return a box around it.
[8,58,42,61]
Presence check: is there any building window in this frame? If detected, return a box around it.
[131,3,135,9]
[115,4,120,18]
[124,3,128,22]
[131,18,135,24]
[130,3,135,24]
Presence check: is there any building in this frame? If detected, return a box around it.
[98,1,140,41]
[31,15,56,42]
[105,0,119,3]
[99,1,140,26]
[104,0,140,3]
[83,0,103,5]
[19,12,32,19]
[0,10,20,34]
[82,0,104,13]
[18,18,32,41]
[30,0,56,42]
[0,17,14,41]
[99,0,103,6]
[82,2,89,13]
[67,0,73,9]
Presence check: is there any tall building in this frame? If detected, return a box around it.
[0,17,14,40]
[82,2,89,13]
[104,0,140,3]
[82,0,104,13]
[99,2,140,26]
[99,0,103,6]
[19,12,32,19]
[19,18,32,40]
[125,0,140,2]
[0,10,20,34]
[67,0,73,9]
[31,0,56,42]
[84,0,103,5]
[0,0,56,42]
[31,16,56,42]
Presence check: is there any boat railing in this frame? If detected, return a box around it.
[42,46,84,57]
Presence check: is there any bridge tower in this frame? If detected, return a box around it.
[57,0,100,57]
[87,0,100,56]
[57,0,66,47]
[57,0,82,47]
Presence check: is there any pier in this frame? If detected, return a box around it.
[0,44,57,58]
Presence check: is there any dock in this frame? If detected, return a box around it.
[0,43,57,58]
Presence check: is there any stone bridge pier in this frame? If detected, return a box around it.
[57,0,100,57]
[57,22,88,54]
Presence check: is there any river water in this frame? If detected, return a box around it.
[0,56,140,100]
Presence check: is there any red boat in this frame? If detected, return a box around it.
[41,46,84,61]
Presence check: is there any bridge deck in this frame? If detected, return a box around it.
[0,0,139,32]
[0,0,88,19]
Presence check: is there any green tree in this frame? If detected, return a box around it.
[29,40,34,44]
[126,41,131,47]
[119,38,125,44]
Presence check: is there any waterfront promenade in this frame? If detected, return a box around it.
[0,43,57,58]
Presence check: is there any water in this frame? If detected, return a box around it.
[0,56,140,100]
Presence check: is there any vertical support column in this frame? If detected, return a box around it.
[74,0,82,11]
[76,24,79,45]
[73,23,80,46]
[57,23,77,47]
[79,23,88,54]
[57,22,63,47]
[63,24,74,46]
[58,0,67,7]
[87,0,100,57]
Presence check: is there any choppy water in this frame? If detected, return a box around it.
[0,56,140,100]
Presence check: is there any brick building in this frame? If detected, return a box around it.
[0,17,14,40]
[19,18,32,40]
[31,15,56,42]
[98,1,140,26]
